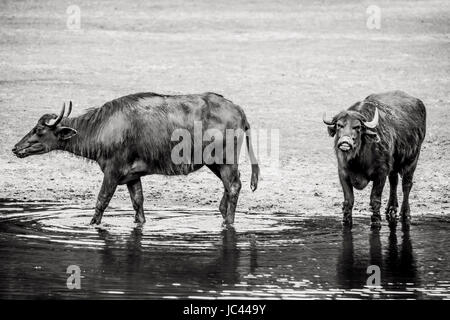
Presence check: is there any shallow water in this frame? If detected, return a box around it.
[0,200,449,299]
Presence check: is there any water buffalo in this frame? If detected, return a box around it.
[323,91,426,229]
[12,92,259,225]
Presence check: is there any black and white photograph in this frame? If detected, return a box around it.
[0,0,449,308]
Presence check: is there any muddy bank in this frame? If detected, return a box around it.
[1,0,449,218]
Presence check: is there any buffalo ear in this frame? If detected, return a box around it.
[364,129,380,143]
[327,125,336,137]
[55,126,77,140]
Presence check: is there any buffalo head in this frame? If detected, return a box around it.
[323,107,380,154]
[12,102,77,158]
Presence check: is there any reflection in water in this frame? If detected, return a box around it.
[337,227,420,297]
[386,229,419,291]
[94,226,242,295]
[249,234,258,274]
[0,201,448,299]
[208,227,240,285]
[369,229,382,268]
[336,229,359,289]
[96,227,146,295]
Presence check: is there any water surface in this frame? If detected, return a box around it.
[0,200,448,299]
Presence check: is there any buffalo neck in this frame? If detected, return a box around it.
[337,142,379,175]
[57,116,101,161]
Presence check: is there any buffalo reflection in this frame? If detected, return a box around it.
[337,227,419,294]
[92,226,256,296]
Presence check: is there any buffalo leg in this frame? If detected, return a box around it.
[219,192,229,219]
[386,172,399,227]
[339,172,354,228]
[91,173,118,225]
[207,165,229,219]
[127,178,145,224]
[400,159,418,227]
[370,176,387,229]
[219,164,241,225]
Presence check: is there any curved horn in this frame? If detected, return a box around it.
[363,107,379,129]
[45,102,66,127]
[322,112,335,125]
[66,101,72,118]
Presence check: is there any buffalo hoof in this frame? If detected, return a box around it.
[401,215,411,231]
[385,207,398,222]
[371,221,382,229]
[388,219,397,230]
[222,220,234,228]
[222,214,235,226]
[385,207,398,229]
[219,210,227,220]
[90,215,102,225]
[134,216,146,224]
[342,216,353,228]
[370,215,382,229]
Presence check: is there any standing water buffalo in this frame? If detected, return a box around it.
[323,91,426,229]
[12,92,259,225]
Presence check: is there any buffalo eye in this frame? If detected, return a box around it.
[337,123,344,129]
[34,126,45,136]
[353,125,361,131]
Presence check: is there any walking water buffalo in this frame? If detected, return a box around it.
[12,92,259,225]
[323,91,426,229]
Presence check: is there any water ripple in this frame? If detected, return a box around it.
[0,200,449,299]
